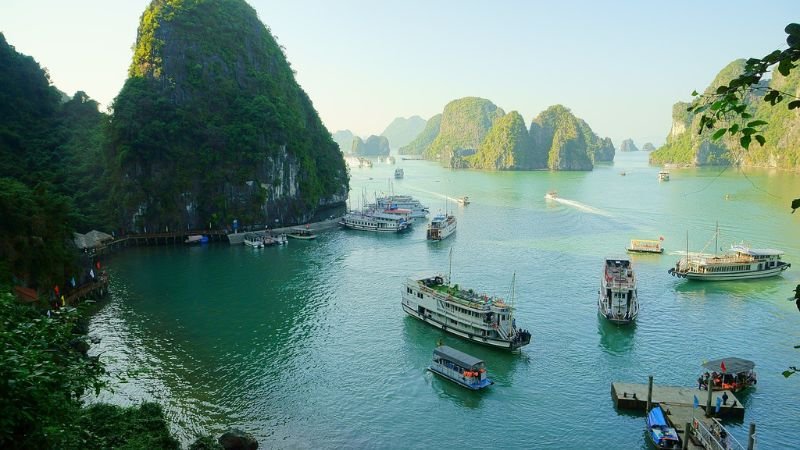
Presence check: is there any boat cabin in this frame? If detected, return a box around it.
[699,357,756,392]
[626,239,664,254]
[646,405,680,449]
[429,345,492,390]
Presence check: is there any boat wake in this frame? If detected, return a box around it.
[550,197,612,217]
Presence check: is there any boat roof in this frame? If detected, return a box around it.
[730,245,784,256]
[647,406,668,428]
[702,357,755,373]
[605,258,631,267]
[433,346,484,369]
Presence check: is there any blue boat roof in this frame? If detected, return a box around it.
[647,406,668,428]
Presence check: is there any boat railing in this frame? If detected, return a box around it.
[418,283,492,310]
[692,418,746,450]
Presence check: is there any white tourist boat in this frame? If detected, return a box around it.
[394,168,404,179]
[339,209,411,232]
[658,170,670,181]
[287,227,316,240]
[668,244,790,280]
[598,258,638,325]
[373,194,429,218]
[427,213,456,241]
[243,233,264,248]
[401,273,531,350]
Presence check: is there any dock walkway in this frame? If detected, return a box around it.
[612,381,744,419]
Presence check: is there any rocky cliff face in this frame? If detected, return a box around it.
[108,0,348,231]
[469,111,532,170]
[649,58,800,169]
[380,116,426,149]
[641,142,656,152]
[332,129,355,153]
[530,105,594,171]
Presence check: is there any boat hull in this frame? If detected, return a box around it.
[227,232,246,245]
[428,366,492,390]
[402,303,525,350]
[669,264,789,281]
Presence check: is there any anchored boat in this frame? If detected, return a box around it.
[699,357,757,393]
[401,272,531,350]
[394,168,404,179]
[339,208,411,232]
[428,345,493,390]
[646,405,681,449]
[599,258,639,325]
[626,238,664,254]
[373,194,429,218]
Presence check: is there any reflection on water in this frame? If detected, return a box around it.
[597,316,637,355]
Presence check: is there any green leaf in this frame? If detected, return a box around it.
[691,90,699,96]
[783,370,796,378]
[740,135,751,149]
[741,127,756,136]
[712,129,726,140]
[728,124,739,134]
[715,85,728,94]
[741,112,752,119]
[746,120,768,128]
[754,135,766,146]
[710,101,724,111]
[778,58,794,76]
[785,23,800,37]
[788,100,800,110]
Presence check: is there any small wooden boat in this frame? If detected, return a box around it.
[243,233,264,248]
[428,345,493,390]
[287,227,317,240]
[699,357,757,393]
[646,405,681,449]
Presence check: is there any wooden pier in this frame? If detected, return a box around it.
[612,381,744,419]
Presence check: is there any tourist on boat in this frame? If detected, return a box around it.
[697,375,704,389]
[722,392,729,405]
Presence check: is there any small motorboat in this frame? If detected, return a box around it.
[544,190,558,201]
[699,357,757,392]
[428,345,493,390]
[646,405,681,449]
[457,196,470,205]
[287,227,317,240]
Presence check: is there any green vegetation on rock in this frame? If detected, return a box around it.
[470,111,532,170]
[642,142,656,152]
[351,135,389,157]
[398,114,441,155]
[380,116,426,149]
[109,0,348,231]
[530,105,594,171]
[425,97,505,165]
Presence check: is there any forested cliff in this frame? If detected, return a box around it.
[108,0,348,231]
[651,58,800,169]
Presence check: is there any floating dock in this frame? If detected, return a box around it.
[611,382,744,419]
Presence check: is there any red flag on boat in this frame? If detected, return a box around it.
[720,360,727,372]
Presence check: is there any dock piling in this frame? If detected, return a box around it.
[705,377,713,417]
[682,422,690,450]
[646,375,653,413]
[747,422,756,450]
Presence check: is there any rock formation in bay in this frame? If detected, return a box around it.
[351,135,390,157]
[469,111,533,170]
[107,0,348,230]
[619,139,639,152]
[529,105,594,171]
[332,130,355,153]
[398,114,441,155]
[425,97,506,166]
[642,142,656,152]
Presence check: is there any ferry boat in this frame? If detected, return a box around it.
[427,213,456,241]
[428,345,493,390]
[598,258,638,325]
[668,244,790,280]
[394,168,404,179]
[264,233,288,245]
[698,357,756,393]
[626,238,664,254]
[373,195,429,218]
[401,273,531,350]
[658,170,670,181]
[646,405,681,449]
[339,209,411,233]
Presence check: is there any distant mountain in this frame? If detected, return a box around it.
[352,135,390,157]
[650,58,800,169]
[642,142,656,152]
[332,130,355,153]
[398,114,441,155]
[380,116,426,149]
[620,139,639,152]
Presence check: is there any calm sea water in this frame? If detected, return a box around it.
[89,152,800,448]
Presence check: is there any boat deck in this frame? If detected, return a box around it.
[611,382,744,419]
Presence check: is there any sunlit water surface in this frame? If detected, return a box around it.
[90,153,800,448]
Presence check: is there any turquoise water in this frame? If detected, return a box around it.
[90,152,800,448]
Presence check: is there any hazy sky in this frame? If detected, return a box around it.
[1,1,796,146]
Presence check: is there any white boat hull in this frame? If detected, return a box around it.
[672,264,789,281]
[402,303,520,350]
